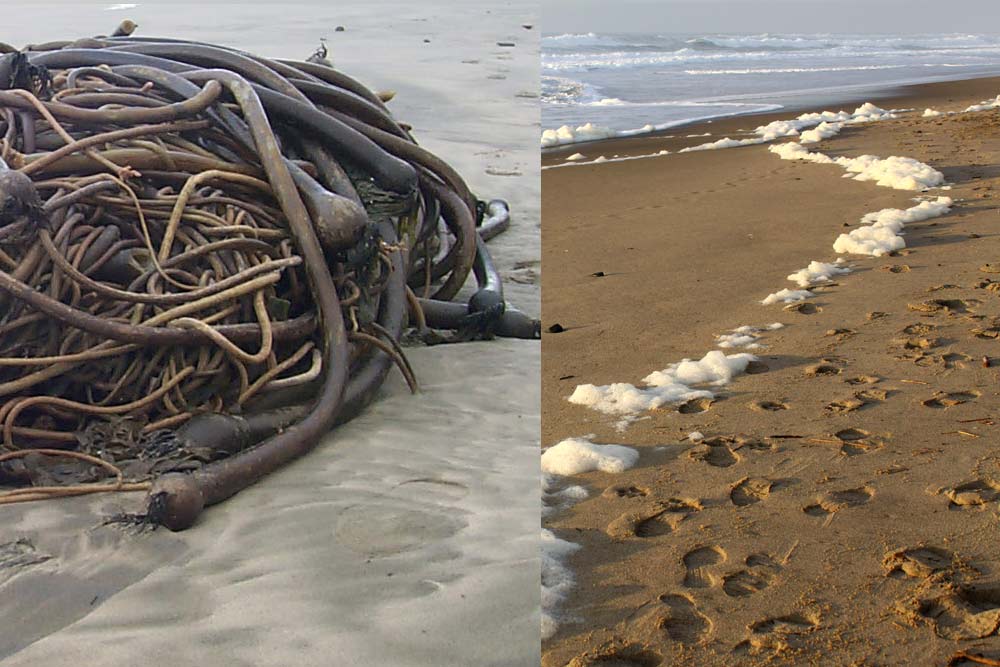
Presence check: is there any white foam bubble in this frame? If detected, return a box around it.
[541,437,639,476]
[786,259,851,287]
[569,350,755,416]
[541,528,581,639]
[833,196,953,256]
[761,288,814,305]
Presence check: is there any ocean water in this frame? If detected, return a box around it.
[542,32,1000,143]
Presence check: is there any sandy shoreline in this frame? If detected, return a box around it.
[542,73,1000,665]
[0,2,540,665]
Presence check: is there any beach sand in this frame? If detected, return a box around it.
[0,2,540,665]
[542,76,1000,665]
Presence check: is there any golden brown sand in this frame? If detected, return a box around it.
[542,76,1000,666]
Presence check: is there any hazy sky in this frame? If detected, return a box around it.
[543,0,1000,34]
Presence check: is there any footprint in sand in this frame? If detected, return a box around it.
[750,400,788,412]
[971,325,1000,340]
[805,358,846,377]
[730,478,778,506]
[733,612,820,656]
[882,264,911,273]
[678,397,714,414]
[908,298,978,315]
[682,546,727,588]
[941,479,1000,509]
[895,336,940,351]
[922,390,981,409]
[722,553,782,597]
[908,351,969,368]
[565,647,663,667]
[902,323,937,336]
[784,302,821,315]
[606,498,702,540]
[602,484,649,499]
[804,486,874,516]
[883,546,957,580]
[687,440,739,468]
[915,584,1000,639]
[845,375,880,386]
[0,538,51,570]
[824,328,855,342]
[652,593,713,644]
[825,396,867,414]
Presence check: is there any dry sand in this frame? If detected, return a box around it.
[542,76,1000,666]
[0,2,540,665]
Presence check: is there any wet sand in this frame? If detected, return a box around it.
[542,76,1000,665]
[0,2,540,665]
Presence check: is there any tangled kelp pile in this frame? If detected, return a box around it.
[0,29,537,529]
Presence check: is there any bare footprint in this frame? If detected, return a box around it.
[845,375,880,385]
[682,546,727,588]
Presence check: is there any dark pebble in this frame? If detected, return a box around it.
[547,323,565,334]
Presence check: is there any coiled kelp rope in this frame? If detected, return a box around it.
[0,29,539,529]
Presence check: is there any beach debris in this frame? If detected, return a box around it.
[547,323,565,333]
[0,27,538,529]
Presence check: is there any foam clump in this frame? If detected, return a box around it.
[569,350,755,416]
[541,122,617,148]
[769,143,943,190]
[849,102,896,122]
[762,288,813,305]
[836,154,943,190]
[541,437,639,476]
[715,324,781,348]
[922,108,943,118]
[769,141,834,163]
[787,259,851,287]
[564,152,586,161]
[541,528,581,639]
[833,196,953,256]
[679,137,763,152]
[964,95,1000,112]
[799,121,842,144]
[643,350,756,388]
